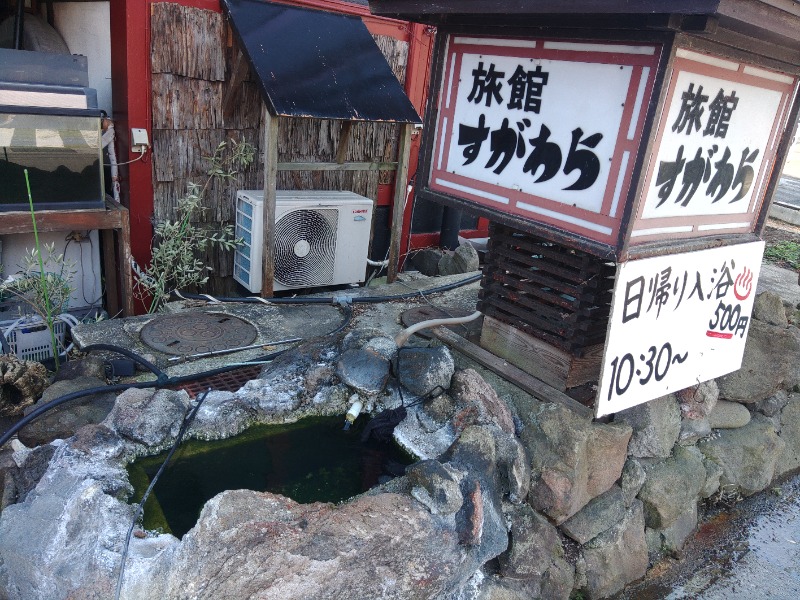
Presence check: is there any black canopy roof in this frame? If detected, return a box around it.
[222,0,421,123]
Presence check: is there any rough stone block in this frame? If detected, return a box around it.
[499,504,571,585]
[678,416,711,446]
[407,460,463,516]
[752,291,789,327]
[579,499,648,599]
[450,368,515,434]
[521,403,631,524]
[410,248,444,276]
[621,459,646,507]
[616,394,681,458]
[775,393,800,479]
[637,446,705,529]
[676,380,719,420]
[716,320,795,403]
[561,485,626,545]
[755,390,790,418]
[698,414,785,496]
[105,388,188,448]
[701,458,724,499]
[396,346,455,397]
[659,501,698,553]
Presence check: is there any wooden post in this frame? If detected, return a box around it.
[387,123,413,283]
[261,105,278,297]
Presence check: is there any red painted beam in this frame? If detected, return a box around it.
[398,22,434,269]
[110,0,154,313]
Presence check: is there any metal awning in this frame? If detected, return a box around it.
[222,0,421,123]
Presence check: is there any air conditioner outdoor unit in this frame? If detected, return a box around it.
[233,190,374,292]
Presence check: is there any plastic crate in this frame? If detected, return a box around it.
[2,315,75,362]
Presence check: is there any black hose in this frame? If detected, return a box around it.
[0,382,150,448]
[0,303,354,448]
[82,343,168,383]
[169,273,482,305]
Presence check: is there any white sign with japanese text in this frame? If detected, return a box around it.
[631,49,797,242]
[596,241,765,417]
[429,36,661,243]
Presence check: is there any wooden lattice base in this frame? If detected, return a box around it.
[478,223,615,390]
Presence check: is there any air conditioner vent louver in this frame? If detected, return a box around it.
[274,208,338,287]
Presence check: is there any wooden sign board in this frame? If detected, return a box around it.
[596,240,764,417]
[429,35,661,247]
[629,49,797,244]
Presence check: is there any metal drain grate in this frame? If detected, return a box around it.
[171,364,263,398]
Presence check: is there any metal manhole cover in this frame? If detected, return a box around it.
[140,312,258,355]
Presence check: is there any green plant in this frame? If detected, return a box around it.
[0,171,76,368]
[133,139,255,313]
[764,240,800,270]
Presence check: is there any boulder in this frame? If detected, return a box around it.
[716,320,796,403]
[0,470,133,600]
[18,376,115,447]
[676,380,719,420]
[521,403,631,524]
[561,485,626,545]
[0,355,48,417]
[497,504,574,600]
[407,459,463,516]
[104,388,189,449]
[410,248,444,276]
[620,459,646,507]
[438,244,479,276]
[678,416,711,446]
[443,425,528,501]
[616,394,681,458]
[701,458,724,499]
[708,400,751,429]
[637,446,705,529]
[158,490,494,600]
[752,291,789,327]
[51,356,107,382]
[450,369,515,434]
[658,502,698,554]
[755,390,790,418]
[698,414,785,496]
[396,346,455,398]
[453,243,480,273]
[336,347,390,396]
[775,393,800,479]
[578,499,648,599]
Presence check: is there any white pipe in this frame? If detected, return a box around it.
[366,258,390,267]
[394,310,482,348]
[344,394,363,430]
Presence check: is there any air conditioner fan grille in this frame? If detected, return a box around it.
[274,208,338,286]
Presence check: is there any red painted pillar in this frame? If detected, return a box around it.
[110,0,154,307]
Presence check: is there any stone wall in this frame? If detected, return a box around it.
[1,290,799,599]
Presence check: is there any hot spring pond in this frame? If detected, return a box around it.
[128,416,414,538]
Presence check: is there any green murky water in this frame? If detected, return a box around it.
[128,415,413,538]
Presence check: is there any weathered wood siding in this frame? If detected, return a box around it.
[150,2,408,294]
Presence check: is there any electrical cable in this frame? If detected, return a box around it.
[169,272,481,306]
[108,150,147,167]
[113,387,212,600]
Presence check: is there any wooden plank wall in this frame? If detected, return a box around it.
[150,2,408,295]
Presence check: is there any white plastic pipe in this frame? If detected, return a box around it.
[394,310,482,348]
